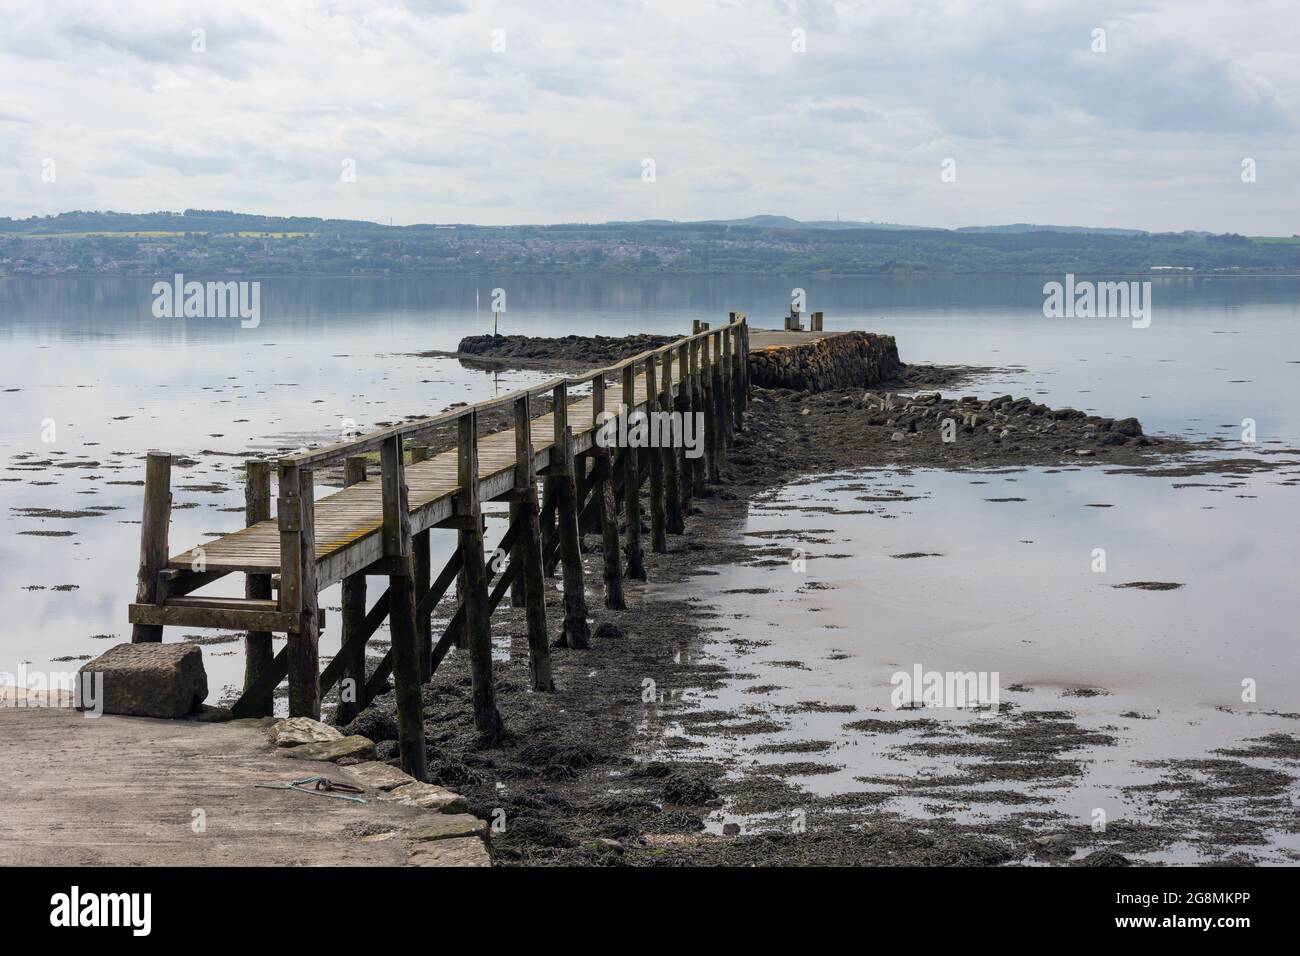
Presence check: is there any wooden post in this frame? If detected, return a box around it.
[739,315,752,402]
[455,412,503,736]
[336,456,368,725]
[591,372,626,610]
[702,334,721,485]
[811,311,824,332]
[729,319,746,434]
[131,451,172,643]
[241,460,273,706]
[278,462,321,719]
[712,331,729,468]
[380,435,430,776]
[645,355,667,553]
[409,446,433,679]
[661,350,685,534]
[552,381,591,648]
[621,364,647,580]
[691,336,712,496]
[675,341,694,513]
[508,500,526,605]
[514,394,554,690]
[719,326,736,449]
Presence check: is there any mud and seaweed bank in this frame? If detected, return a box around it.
[750,331,903,391]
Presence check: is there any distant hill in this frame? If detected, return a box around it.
[2,209,1296,277]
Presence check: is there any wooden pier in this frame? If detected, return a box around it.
[127,314,758,777]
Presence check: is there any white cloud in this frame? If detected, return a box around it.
[0,0,1296,232]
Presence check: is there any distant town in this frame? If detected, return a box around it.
[3,210,1297,277]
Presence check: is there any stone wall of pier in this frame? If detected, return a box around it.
[748,331,902,392]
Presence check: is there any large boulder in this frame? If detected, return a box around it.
[78,642,207,718]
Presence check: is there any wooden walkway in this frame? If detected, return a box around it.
[165,376,650,589]
[126,314,772,779]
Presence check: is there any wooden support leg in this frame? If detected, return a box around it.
[508,500,526,607]
[621,365,648,579]
[242,459,273,711]
[702,343,721,487]
[551,382,591,648]
[457,412,503,736]
[675,342,694,514]
[542,476,562,578]
[646,356,668,553]
[590,373,626,610]
[131,451,172,643]
[730,322,746,433]
[661,357,685,535]
[410,446,433,680]
[513,395,554,690]
[540,481,556,580]
[380,435,429,778]
[279,463,321,719]
[336,456,368,725]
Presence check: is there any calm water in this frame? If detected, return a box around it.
[2,276,1298,853]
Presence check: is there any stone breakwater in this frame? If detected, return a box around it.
[749,331,903,392]
[858,389,1158,455]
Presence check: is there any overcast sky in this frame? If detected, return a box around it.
[2,0,1297,233]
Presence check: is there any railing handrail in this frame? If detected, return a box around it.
[280,314,746,470]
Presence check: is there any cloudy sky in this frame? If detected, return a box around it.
[2,0,1296,233]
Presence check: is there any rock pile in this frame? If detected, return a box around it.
[857,390,1158,454]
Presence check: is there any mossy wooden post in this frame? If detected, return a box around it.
[513,393,554,691]
[241,460,273,707]
[691,336,712,496]
[739,314,752,403]
[702,333,721,485]
[729,318,746,433]
[645,354,668,553]
[661,349,685,534]
[278,461,320,719]
[675,341,694,512]
[379,436,428,774]
[591,372,626,610]
[131,451,172,643]
[455,411,503,736]
[409,445,434,680]
[552,381,591,648]
[719,326,736,449]
[621,363,647,580]
[334,456,368,725]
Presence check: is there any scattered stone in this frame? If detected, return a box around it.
[269,717,344,748]
[346,760,416,792]
[383,781,470,814]
[407,837,491,867]
[405,814,488,842]
[722,822,741,836]
[281,735,376,762]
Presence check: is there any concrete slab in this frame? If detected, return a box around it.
[0,707,486,866]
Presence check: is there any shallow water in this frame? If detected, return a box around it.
[2,274,1298,836]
